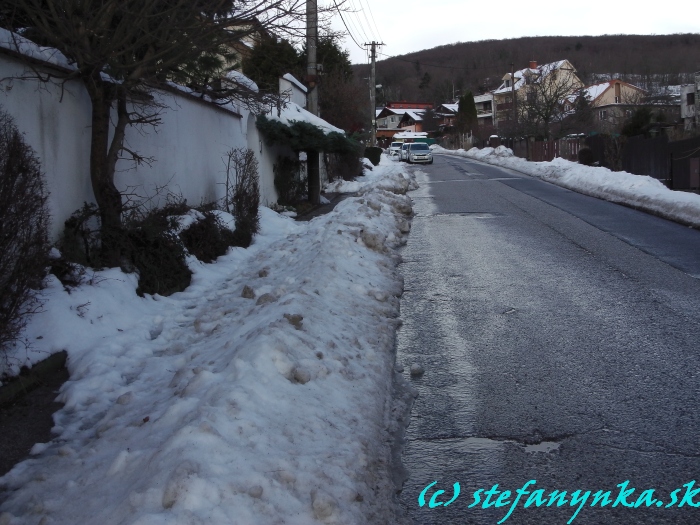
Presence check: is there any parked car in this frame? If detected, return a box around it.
[407,142,433,164]
[399,143,410,162]
[389,141,403,157]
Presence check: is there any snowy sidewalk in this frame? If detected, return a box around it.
[433,145,700,228]
[0,159,415,525]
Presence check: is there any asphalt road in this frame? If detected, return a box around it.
[395,154,700,525]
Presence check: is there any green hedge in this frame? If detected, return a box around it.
[256,115,360,155]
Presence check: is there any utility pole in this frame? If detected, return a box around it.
[306,0,319,204]
[511,62,517,125]
[365,41,384,147]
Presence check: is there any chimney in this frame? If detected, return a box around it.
[529,60,537,69]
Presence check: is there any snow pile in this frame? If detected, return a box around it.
[0,162,416,524]
[268,102,343,135]
[435,146,700,228]
[325,154,419,195]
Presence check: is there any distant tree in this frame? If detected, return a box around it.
[456,91,477,135]
[300,36,354,81]
[556,89,595,135]
[419,72,432,92]
[621,107,654,137]
[421,108,439,133]
[242,36,301,93]
[517,65,582,139]
[300,36,365,133]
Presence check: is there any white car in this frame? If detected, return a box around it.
[407,143,433,164]
[399,143,410,162]
[389,141,403,157]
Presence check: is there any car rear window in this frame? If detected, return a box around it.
[410,143,429,151]
[391,142,402,148]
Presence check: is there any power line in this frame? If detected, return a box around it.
[330,0,364,50]
[354,0,379,43]
[360,0,383,43]
[346,0,372,44]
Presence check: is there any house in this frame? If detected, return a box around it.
[493,60,583,129]
[434,95,494,132]
[376,102,433,139]
[569,79,647,132]
[398,110,425,132]
[436,103,458,130]
[386,101,433,110]
[223,18,270,70]
[680,76,700,132]
[474,94,495,126]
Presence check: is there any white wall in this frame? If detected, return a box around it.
[0,52,257,240]
[0,55,93,240]
[279,74,307,108]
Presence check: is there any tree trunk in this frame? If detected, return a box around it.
[85,75,124,267]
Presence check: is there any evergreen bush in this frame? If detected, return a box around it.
[577,147,595,166]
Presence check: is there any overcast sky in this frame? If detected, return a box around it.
[328,0,698,65]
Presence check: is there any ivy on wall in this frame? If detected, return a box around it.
[256,115,360,155]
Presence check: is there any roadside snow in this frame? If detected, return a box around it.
[0,158,415,525]
[433,146,700,228]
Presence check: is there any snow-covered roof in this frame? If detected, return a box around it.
[268,101,343,134]
[440,103,459,113]
[474,93,493,103]
[494,60,570,94]
[281,73,307,93]
[227,70,259,93]
[402,110,424,122]
[393,131,428,139]
[565,80,647,105]
[0,27,73,70]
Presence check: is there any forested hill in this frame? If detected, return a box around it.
[353,34,700,105]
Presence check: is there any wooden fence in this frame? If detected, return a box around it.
[530,139,582,162]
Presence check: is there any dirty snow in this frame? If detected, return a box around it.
[0,159,416,525]
[433,145,700,228]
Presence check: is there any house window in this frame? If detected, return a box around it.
[625,109,633,117]
[565,104,571,112]
[505,80,511,88]
[599,110,607,120]
[688,93,696,106]
[614,96,620,103]
[527,91,535,103]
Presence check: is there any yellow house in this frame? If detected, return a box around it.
[567,79,647,132]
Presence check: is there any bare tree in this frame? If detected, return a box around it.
[1,0,316,265]
[517,64,583,139]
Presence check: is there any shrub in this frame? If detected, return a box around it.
[363,146,382,166]
[180,212,236,263]
[227,149,260,248]
[577,147,595,166]
[58,198,192,296]
[0,108,51,353]
[325,151,362,182]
